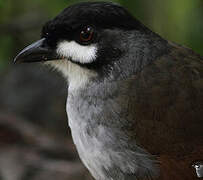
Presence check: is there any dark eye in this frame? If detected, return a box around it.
[79,26,94,44]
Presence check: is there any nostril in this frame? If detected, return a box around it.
[41,41,47,48]
[43,38,57,49]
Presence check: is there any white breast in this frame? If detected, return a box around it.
[66,91,159,180]
[67,98,112,179]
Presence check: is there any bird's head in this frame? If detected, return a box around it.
[14,2,164,90]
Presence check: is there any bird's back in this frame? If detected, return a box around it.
[123,42,203,179]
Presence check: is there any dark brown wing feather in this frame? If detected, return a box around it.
[124,42,203,179]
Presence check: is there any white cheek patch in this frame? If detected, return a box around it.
[57,41,97,64]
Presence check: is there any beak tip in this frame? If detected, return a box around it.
[13,57,18,64]
[13,54,23,64]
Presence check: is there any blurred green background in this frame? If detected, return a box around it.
[0,1,202,180]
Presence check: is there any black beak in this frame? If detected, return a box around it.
[14,38,58,63]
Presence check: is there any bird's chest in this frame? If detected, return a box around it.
[66,89,159,180]
[66,92,113,179]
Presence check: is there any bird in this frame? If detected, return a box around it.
[14,2,203,180]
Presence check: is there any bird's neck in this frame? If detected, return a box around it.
[107,31,170,82]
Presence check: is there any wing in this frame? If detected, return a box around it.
[122,42,203,179]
